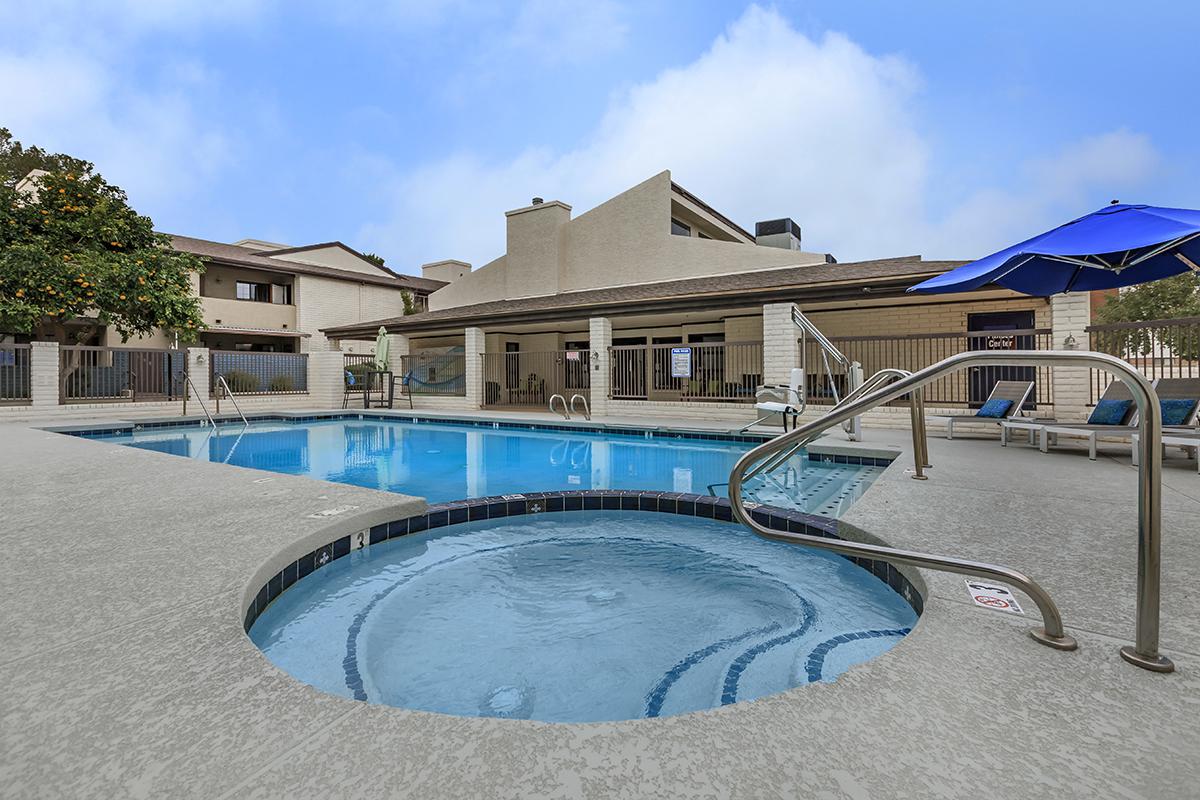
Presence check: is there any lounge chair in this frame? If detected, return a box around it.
[928,380,1034,440]
[1038,377,1199,461]
[1132,429,1200,473]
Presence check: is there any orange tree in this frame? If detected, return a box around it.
[0,132,205,343]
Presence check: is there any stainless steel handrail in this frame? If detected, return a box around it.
[746,368,927,483]
[214,375,249,426]
[569,393,591,420]
[549,393,570,420]
[792,306,850,369]
[728,349,1173,672]
[177,371,216,428]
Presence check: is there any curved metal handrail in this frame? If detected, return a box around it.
[177,371,216,428]
[214,374,249,426]
[549,393,570,420]
[569,393,591,420]
[729,349,1172,672]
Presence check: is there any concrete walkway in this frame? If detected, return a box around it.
[1,413,1198,799]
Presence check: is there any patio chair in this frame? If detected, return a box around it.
[342,370,358,409]
[392,371,415,409]
[1038,377,1199,460]
[928,380,1034,440]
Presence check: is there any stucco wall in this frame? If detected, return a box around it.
[266,245,385,277]
[427,171,828,312]
[295,275,408,351]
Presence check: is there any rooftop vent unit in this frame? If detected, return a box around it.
[755,218,802,251]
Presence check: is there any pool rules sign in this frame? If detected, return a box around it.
[965,580,1024,614]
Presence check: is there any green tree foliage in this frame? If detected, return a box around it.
[0,130,205,342]
[361,251,385,267]
[401,290,417,315]
[1094,273,1200,359]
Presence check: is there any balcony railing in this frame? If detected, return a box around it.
[609,341,762,403]
[1087,316,1200,404]
[0,343,31,405]
[822,329,1054,407]
[211,351,308,395]
[482,350,590,407]
[59,346,186,403]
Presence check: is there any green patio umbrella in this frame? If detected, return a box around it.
[373,326,389,371]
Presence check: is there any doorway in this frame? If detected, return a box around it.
[967,310,1036,408]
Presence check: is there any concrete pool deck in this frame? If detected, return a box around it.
[1,412,1198,798]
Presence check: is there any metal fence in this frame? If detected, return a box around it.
[1087,316,1200,404]
[0,343,31,404]
[609,342,762,403]
[211,350,308,395]
[482,350,590,407]
[59,345,186,403]
[823,329,1055,407]
[400,353,466,396]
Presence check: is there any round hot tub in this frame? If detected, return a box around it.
[248,499,919,723]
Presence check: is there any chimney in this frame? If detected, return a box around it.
[754,218,801,251]
[421,259,472,284]
[503,198,572,298]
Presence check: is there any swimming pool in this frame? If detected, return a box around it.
[80,416,887,514]
[249,510,918,722]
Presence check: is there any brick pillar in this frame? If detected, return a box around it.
[762,302,799,386]
[464,327,485,409]
[1050,292,1091,421]
[588,317,611,418]
[186,347,210,403]
[386,333,410,376]
[29,341,60,408]
[307,351,345,408]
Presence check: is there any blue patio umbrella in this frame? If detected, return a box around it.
[908,203,1200,296]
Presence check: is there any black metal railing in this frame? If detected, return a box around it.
[482,350,590,407]
[59,345,185,403]
[822,328,1054,407]
[0,343,31,404]
[1087,316,1200,404]
[609,341,762,403]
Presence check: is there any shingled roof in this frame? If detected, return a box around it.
[169,235,448,293]
[322,256,966,338]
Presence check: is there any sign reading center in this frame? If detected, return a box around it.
[670,347,692,378]
[965,580,1024,614]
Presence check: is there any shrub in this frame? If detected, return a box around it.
[221,369,259,393]
[269,375,296,392]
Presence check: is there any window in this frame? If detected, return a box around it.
[236,281,269,302]
[236,281,291,304]
[670,218,691,237]
[698,231,712,240]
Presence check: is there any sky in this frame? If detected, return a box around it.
[2,1,1197,273]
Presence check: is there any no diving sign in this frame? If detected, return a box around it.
[966,581,1024,614]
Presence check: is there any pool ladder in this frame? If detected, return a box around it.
[727,349,1173,673]
[549,393,591,421]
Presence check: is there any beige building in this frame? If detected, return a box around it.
[325,169,1081,418]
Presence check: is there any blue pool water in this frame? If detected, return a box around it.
[250,511,917,722]
[82,418,885,514]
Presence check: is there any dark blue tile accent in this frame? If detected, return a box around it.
[281,561,298,590]
[408,515,429,534]
[425,508,450,529]
[676,499,696,516]
[602,495,621,510]
[638,495,658,512]
[267,571,283,602]
[315,544,333,570]
[487,501,509,518]
[467,502,488,521]
[369,524,388,545]
[244,602,256,632]
[564,494,584,511]
[546,494,565,512]
[389,518,410,538]
[297,550,316,578]
[331,536,351,560]
[582,494,602,510]
[448,505,469,525]
[620,494,639,510]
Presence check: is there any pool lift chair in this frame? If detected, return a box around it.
[740,305,864,438]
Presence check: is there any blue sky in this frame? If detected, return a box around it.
[2,1,1196,272]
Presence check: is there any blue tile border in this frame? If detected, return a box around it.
[804,628,912,683]
[242,490,923,632]
[53,411,792,445]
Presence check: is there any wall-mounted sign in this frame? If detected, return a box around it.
[670,347,692,378]
[565,350,581,361]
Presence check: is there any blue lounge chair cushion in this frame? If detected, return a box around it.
[1087,398,1131,425]
[975,398,1013,418]
[1161,398,1198,426]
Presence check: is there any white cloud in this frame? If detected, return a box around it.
[358,5,1162,270]
[0,1,255,209]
